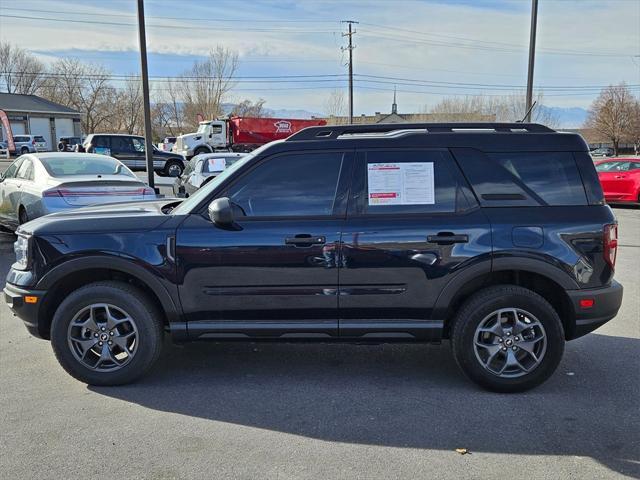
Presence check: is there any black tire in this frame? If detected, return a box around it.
[18,206,28,225]
[193,147,209,156]
[20,147,29,156]
[163,159,183,177]
[50,282,163,385]
[451,285,565,393]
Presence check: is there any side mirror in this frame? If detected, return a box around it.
[208,197,234,226]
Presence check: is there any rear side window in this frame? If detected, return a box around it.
[488,152,587,205]
[354,150,471,215]
[14,136,28,143]
[226,152,345,217]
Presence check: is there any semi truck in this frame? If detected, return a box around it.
[173,116,327,158]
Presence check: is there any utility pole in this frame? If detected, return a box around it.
[525,0,538,123]
[136,0,155,191]
[342,20,358,124]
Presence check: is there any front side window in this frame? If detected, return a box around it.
[226,152,345,217]
[132,138,145,152]
[595,161,630,172]
[357,150,466,215]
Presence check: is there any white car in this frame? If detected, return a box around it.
[172,152,245,197]
[0,152,156,230]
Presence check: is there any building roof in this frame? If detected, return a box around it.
[0,92,79,115]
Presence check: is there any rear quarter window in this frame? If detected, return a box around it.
[451,148,588,206]
[488,152,587,206]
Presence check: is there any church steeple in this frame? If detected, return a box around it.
[391,86,398,114]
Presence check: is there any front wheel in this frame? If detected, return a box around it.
[164,160,183,177]
[50,282,163,385]
[451,285,565,393]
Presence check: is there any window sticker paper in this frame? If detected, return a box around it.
[368,162,435,205]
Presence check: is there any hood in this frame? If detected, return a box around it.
[177,133,203,143]
[19,199,183,236]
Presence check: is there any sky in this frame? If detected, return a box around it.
[0,0,639,117]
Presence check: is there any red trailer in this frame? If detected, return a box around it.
[175,117,327,157]
[228,117,327,151]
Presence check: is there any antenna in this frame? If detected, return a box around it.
[518,100,537,123]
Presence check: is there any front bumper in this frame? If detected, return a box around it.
[4,282,48,339]
[567,280,623,339]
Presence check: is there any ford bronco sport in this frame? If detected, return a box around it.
[4,123,623,392]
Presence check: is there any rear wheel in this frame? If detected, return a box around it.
[20,147,29,156]
[50,282,163,385]
[451,285,565,393]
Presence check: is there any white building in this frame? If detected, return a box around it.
[0,93,81,150]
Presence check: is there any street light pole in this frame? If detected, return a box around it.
[525,0,539,123]
[136,0,155,191]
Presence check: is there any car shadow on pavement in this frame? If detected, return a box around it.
[93,333,637,478]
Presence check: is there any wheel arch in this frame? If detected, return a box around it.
[35,256,180,339]
[437,259,577,340]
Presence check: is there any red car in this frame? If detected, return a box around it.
[595,158,640,205]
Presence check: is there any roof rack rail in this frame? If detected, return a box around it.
[286,122,555,142]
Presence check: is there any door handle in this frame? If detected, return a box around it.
[427,233,469,244]
[285,234,326,247]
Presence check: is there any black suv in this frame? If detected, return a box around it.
[4,123,623,392]
[83,134,186,177]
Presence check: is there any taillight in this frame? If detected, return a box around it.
[42,189,61,197]
[32,139,36,145]
[603,224,618,269]
[43,188,155,197]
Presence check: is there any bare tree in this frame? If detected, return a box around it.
[429,92,559,127]
[180,46,239,128]
[0,41,47,95]
[230,98,267,117]
[585,83,635,156]
[323,89,347,124]
[110,77,144,135]
[42,58,115,134]
[624,98,640,156]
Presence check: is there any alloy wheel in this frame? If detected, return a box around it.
[67,303,139,372]
[473,308,547,378]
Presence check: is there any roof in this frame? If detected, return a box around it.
[0,93,80,115]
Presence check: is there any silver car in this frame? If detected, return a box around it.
[172,152,245,197]
[0,152,156,230]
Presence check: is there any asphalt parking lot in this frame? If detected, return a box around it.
[0,175,638,478]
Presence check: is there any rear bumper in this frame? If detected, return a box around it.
[566,280,623,339]
[3,282,47,339]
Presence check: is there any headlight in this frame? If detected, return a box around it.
[13,234,32,270]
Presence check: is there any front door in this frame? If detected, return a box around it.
[339,149,492,340]
[176,150,353,339]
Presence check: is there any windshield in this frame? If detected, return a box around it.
[197,124,209,134]
[40,155,136,177]
[172,142,277,215]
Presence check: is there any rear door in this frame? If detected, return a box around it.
[339,148,491,340]
[110,137,139,170]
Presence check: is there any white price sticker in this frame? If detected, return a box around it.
[367,162,435,205]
